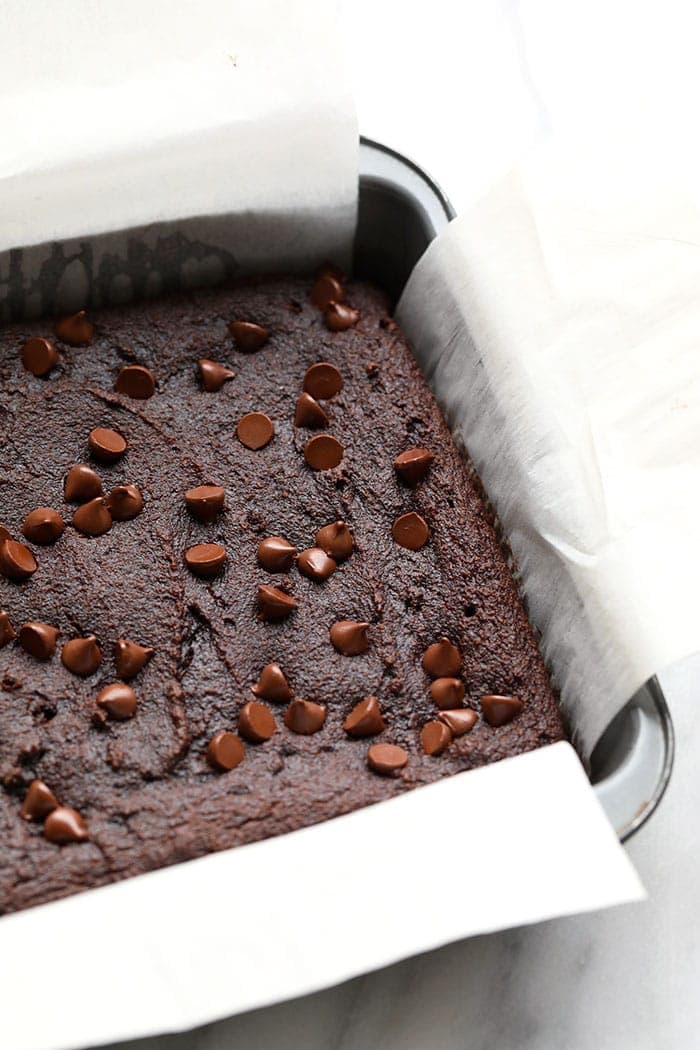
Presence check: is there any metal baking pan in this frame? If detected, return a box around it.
[356,136,674,841]
[1,136,673,844]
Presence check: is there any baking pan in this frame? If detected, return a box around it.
[356,136,674,841]
[0,136,673,845]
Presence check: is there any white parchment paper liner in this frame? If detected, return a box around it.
[398,141,700,755]
[0,745,642,1050]
[0,0,358,316]
[0,10,645,1048]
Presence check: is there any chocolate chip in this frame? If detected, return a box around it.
[238,701,276,742]
[61,636,102,676]
[97,683,138,720]
[430,678,465,709]
[184,543,227,578]
[367,742,408,775]
[114,639,154,679]
[64,464,103,503]
[0,611,16,648]
[73,497,112,536]
[394,448,434,486]
[310,274,344,309]
[297,547,337,581]
[284,698,327,735]
[55,310,93,346]
[185,484,225,522]
[421,720,452,756]
[252,663,291,702]
[106,485,143,521]
[207,731,245,771]
[237,411,274,450]
[198,358,235,392]
[19,622,60,660]
[115,364,156,399]
[481,694,524,727]
[257,585,298,621]
[324,302,360,331]
[294,392,329,429]
[21,779,59,821]
[22,507,65,545]
[257,536,297,572]
[304,434,344,470]
[343,696,385,737]
[422,638,461,677]
[330,620,369,655]
[88,427,127,463]
[438,708,477,736]
[0,539,37,581]
[303,362,343,399]
[315,520,353,561]
[43,806,89,843]
[392,511,429,550]
[229,320,270,351]
[22,337,59,377]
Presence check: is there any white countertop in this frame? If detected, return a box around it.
[101,4,700,1047]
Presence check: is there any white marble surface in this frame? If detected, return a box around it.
[97,4,700,1047]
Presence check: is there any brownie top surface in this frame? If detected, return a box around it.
[0,275,564,912]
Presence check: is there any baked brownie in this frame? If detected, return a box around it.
[0,275,565,913]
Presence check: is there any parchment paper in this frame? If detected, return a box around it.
[397,141,700,754]
[0,9,645,1049]
[0,0,358,319]
[0,744,642,1050]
